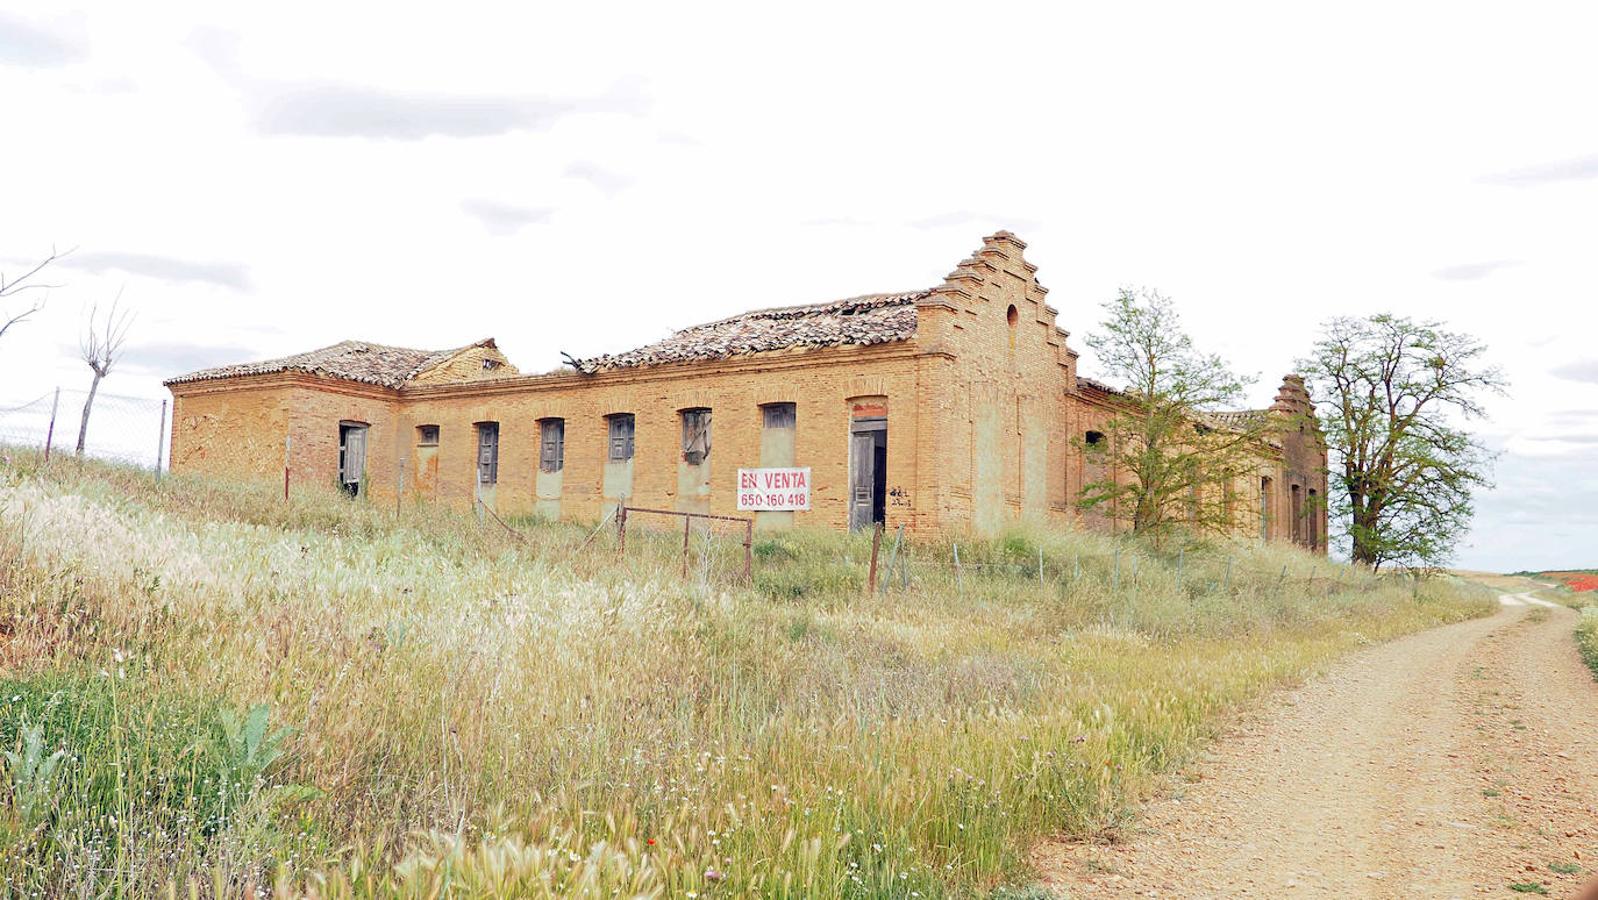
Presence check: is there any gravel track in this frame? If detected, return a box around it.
[1036,592,1598,898]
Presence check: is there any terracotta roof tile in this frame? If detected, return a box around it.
[1207,409,1271,429]
[165,339,496,389]
[574,291,929,373]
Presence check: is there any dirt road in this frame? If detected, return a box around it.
[1037,592,1598,898]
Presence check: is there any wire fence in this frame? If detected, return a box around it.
[505,505,1400,602]
[0,387,168,471]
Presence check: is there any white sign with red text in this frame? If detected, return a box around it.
[736,467,811,511]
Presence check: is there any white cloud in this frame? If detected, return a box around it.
[62,251,250,290]
[1,0,1596,570]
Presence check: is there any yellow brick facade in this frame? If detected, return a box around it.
[167,233,1327,548]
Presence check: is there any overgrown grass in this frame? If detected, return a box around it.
[0,450,1495,897]
[1576,608,1598,681]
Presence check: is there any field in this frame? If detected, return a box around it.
[1537,571,1598,592]
[0,452,1494,897]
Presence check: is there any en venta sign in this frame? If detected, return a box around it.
[736,467,811,511]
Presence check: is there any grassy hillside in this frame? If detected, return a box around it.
[0,453,1494,897]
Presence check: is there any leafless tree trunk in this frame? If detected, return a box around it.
[1,248,70,343]
[76,294,134,456]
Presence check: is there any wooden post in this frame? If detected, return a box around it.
[743,519,753,584]
[1037,546,1045,586]
[282,434,291,501]
[42,387,59,464]
[682,514,692,580]
[155,399,167,479]
[1223,557,1233,594]
[953,543,963,594]
[617,505,628,555]
[865,523,883,598]
[1277,565,1288,594]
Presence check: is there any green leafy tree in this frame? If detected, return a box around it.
[1300,314,1505,570]
[1080,288,1268,539]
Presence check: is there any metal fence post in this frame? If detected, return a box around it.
[953,542,964,594]
[616,504,628,555]
[43,387,59,464]
[881,523,905,595]
[155,398,167,478]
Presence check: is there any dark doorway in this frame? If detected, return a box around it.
[850,417,887,530]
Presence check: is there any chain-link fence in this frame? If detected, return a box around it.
[0,387,168,470]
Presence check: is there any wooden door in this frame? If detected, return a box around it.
[477,424,499,485]
[850,430,874,530]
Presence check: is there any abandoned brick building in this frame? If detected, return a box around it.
[165,232,1329,549]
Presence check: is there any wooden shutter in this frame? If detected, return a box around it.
[762,403,796,430]
[477,424,498,484]
[681,408,711,465]
[540,419,564,472]
[608,415,634,461]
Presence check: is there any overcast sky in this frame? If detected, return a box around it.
[1,2,1594,571]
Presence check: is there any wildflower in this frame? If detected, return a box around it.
[704,868,723,882]
[646,838,655,846]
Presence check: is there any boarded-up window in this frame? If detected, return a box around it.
[681,408,711,465]
[539,418,565,473]
[762,402,796,430]
[607,414,635,462]
[416,424,439,446]
[477,422,499,485]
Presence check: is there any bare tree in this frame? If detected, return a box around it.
[1,248,70,342]
[75,293,135,456]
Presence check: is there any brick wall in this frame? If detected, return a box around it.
[165,233,1327,550]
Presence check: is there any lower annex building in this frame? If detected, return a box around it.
[164,232,1328,550]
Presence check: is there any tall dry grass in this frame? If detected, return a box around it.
[0,451,1494,897]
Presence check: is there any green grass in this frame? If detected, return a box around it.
[0,450,1496,897]
[1575,608,1598,681]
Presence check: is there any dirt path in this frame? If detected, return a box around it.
[1036,592,1598,898]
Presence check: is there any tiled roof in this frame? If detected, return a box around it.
[1207,409,1270,429]
[1076,375,1123,396]
[573,291,930,373]
[165,339,495,389]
